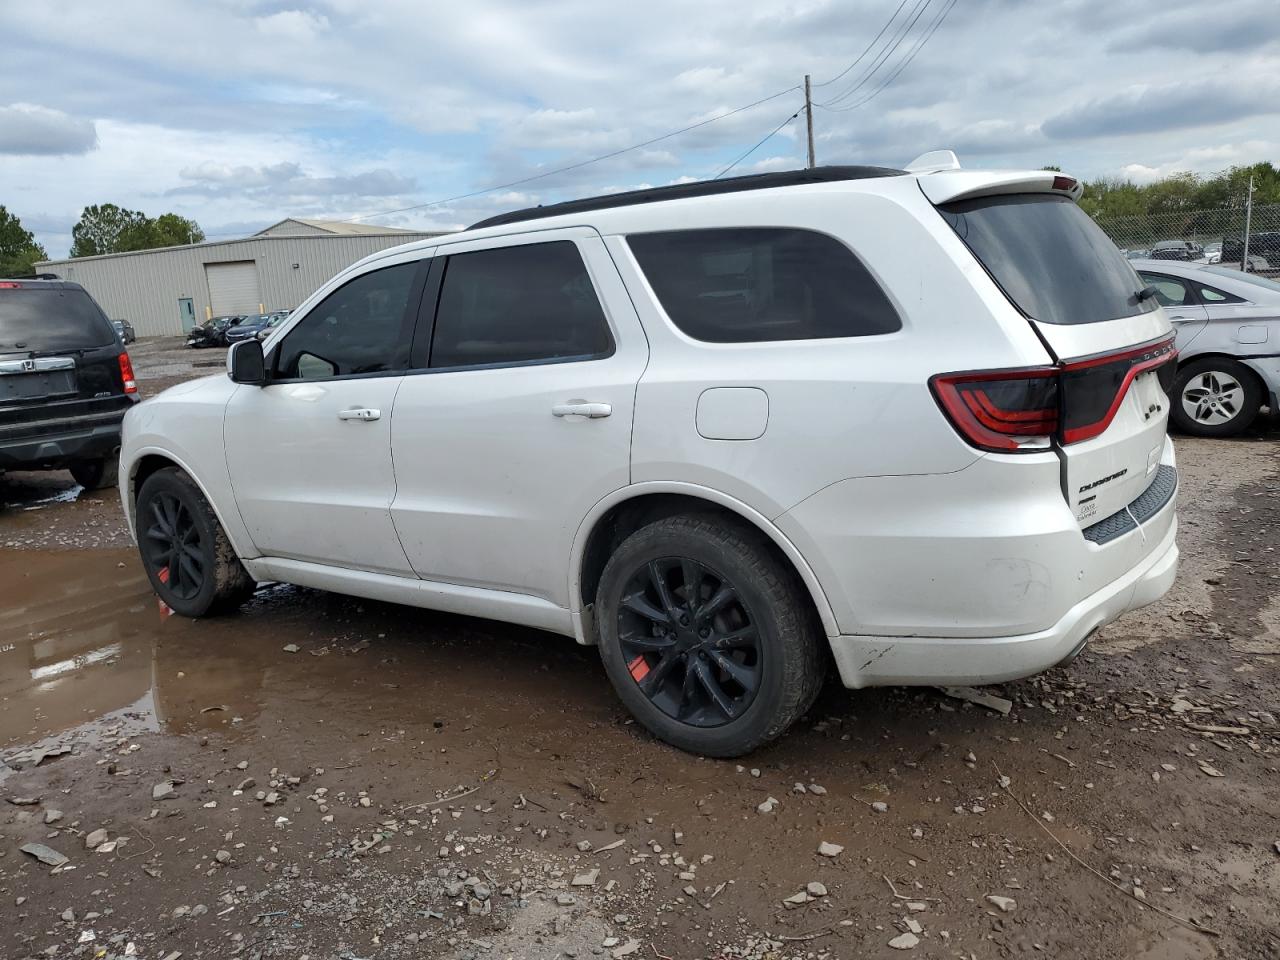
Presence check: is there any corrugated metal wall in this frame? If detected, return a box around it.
[36,233,442,337]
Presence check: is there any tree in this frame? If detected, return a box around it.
[0,206,48,278]
[70,204,147,257]
[117,213,205,252]
[70,205,205,257]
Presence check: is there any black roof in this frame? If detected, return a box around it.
[469,165,905,230]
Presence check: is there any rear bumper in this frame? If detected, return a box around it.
[829,511,1178,688]
[0,418,124,469]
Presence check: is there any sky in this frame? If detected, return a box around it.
[3,0,1278,258]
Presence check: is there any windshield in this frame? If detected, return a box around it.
[938,194,1157,325]
[1202,265,1280,296]
[0,287,117,350]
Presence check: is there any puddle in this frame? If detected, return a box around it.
[1,471,84,511]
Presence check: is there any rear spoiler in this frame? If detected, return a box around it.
[904,151,1084,205]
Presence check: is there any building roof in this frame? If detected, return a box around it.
[255,218,417,237]
[469,165,905,229]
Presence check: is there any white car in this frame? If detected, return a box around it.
[1133,259,1280,436]
[120,154,1179,756]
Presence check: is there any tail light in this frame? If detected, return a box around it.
[931,336,1176,453]
[119,352,138,394]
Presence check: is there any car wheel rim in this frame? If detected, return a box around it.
[142,492,206,600]
[616,557,762,728]
[1181,371,1244,425]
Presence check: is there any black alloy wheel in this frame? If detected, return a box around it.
[141,490,208,601]
[595,514,825,757]
[134,466,254,617]
[617,557,762,727]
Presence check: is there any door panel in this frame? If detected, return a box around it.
[389,231,648,607]
[225,378,412,574]
[223,255,428,575]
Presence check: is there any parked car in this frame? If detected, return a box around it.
[254,313,288,340]
[112,318,136,344]
[1222,233,1279,270]
[1149,240,1202,261]
[1201,241,1222,264]
[1123,248,1150,260]
[224,314,278,343]
[188,315,242,349]
[1,279,138,489]
[119,159,1180,756]
[1134,258,1279,436]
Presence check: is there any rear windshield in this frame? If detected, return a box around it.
[0,287,117,350]
[938,194,1156,325]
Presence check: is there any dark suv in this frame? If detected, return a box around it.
[0,279,138,490]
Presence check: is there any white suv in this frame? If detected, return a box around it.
[120,156,1180,756]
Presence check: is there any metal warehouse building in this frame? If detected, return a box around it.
[36,219,446,337]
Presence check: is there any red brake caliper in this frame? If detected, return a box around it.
[628,656,651,683]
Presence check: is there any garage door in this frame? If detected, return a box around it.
[205,260,262,316]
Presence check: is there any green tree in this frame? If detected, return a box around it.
[117,212,205,252]
[70,203,147,257]
[70,205,205,256]
[0,206,48,278]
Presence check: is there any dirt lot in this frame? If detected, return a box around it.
[2,338,1278,960]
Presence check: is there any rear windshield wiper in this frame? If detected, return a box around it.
[1136,285,1159,303]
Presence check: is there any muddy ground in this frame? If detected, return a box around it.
[1,338,1278,960]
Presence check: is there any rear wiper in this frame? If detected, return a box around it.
[1136,285,1159,302]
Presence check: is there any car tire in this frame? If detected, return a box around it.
[595,514,825,757]
[135,467,254,617]
[1171,358,1262,438]
[70,457,118,490]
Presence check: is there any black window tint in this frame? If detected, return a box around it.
[939,194,1156,325]
[275,263,418,379]
[1196,283,1244,304]
[0,287,116,350]
[627,228,900,343]
[429,241,612,368]
[1137,272,1192,308]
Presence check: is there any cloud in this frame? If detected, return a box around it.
[0,103,97,155]
[1107,4,1280,53]
[171,162,416,200]
[1043,78,1280,140]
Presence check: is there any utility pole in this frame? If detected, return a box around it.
[1241,173,1255,272]
[804,74,816,169]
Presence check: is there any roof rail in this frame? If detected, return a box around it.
[468,164,905,230]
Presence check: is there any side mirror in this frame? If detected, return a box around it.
[228,338,266,385]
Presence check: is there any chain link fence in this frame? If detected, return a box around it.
[1094,204,1280,275]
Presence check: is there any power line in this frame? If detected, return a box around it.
[340,86,800,224]
[714,110,802,180]
[817,0,934,108]
[818,0,957,113]
[812,0,912,88]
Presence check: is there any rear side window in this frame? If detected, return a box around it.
[0,286,117,350]
[939,194,1156,325]
[1196,283,1244,304]
[275,262,419,379]
[627,228,900,343]
[429,241,613,369]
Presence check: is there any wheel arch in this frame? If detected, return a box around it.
[126,448,256,560]
[569,483,838,645]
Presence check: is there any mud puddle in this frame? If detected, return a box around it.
[1,549,1276,959]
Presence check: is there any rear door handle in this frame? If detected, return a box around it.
[552,400,612,419]
[337,407,380,421]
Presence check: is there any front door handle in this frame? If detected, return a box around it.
[337,407,380,421]
[552,400,612,419]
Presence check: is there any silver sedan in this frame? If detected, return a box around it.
[1132,259,1280,437]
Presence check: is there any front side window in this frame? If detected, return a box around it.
[627,227,900,343]
[274,262,419,379]
[429,241,613,369]
[1137,272,1192,308]
[939,194,1157,325]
